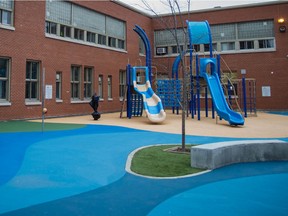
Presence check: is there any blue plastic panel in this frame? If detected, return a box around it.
[187,21,211,45]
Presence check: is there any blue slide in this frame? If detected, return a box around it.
[132,66,166,123]
[200,58,244,126]
[186,20,244,126]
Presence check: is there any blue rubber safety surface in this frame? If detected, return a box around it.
[0,125,287,215]
[267,111,288,116]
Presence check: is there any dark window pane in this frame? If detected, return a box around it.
[0,80,6,99]
[0,59,7,77]
[26,62,31,79]
[98,34,106,45]
[31,82,37,98]
[25,82,30,98]
[31,62,38,79]
[56,82,60,98]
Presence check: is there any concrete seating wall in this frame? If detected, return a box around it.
[191,140,288,170]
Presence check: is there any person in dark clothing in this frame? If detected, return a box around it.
[89,93,101,120]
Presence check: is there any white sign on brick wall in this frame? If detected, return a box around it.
[262,86,271,97]
[45,85,53,99]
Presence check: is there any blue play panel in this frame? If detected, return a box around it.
[0,125,287,215]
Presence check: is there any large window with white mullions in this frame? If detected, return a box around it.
[98,75,103,99]
[107,75,112,100]
[71,65,81,100]
[0,58,10,103]
[84,67,93,99]
[25,61,40,101]
[56,72,62,100]
[154,19,275,56]
[119,70,126,100]
[0,0,13,27]
[45,0,126,51]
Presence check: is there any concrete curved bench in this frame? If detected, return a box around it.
[191,140,288,170]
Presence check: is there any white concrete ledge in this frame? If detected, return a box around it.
[191,140,288,170]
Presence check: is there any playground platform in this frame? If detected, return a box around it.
[39,111,287,138]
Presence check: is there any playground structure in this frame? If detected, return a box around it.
[132,66,166,123]
[156,21,248,126]
[123,22,256,125]
[186,21,244,125]
[123,25,166,123]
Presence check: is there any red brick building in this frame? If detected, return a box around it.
[0,1,287,120]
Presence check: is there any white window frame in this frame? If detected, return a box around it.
[108,75,112,100]
[84,67,93,99]
[0,57,10,104]
[119,70,126,100]
[71,65,81,100]
[98,75,103,100]
[56,71,62,102]
[25,61,40,103]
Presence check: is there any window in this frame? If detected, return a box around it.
[238,20,274,39]
[240,41,254,50]
[119,70,126,99]
[108,37,116,48]
[108,75,112,99]
[45,0,126,50]
[74,28,84,40]
[0,0,13,26]
[45,21,57,34]
[106,16,126,48]
[221,42,235,51]
[171,45,185,54]
[154,28,187,47]
[259,39,274,49]
[71,66,81,99]
[118,39,125,49]
[56,72,62,100]
[25,61,40,101]
[154,28,187,55]
[204,43,217,52]
[154,19,275,56]
[192,45,200,52]
[45,0,72,25]
[84,67,93,98]
[98,34,106,45]
[98,75,103,99]
[211,24,236,41]
[0,58,10,102]
[60,25,71,38]
[1,10,11,25]
[87,32,96,43]
[171,46,178,54]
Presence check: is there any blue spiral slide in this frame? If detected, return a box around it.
[132,66,166,123]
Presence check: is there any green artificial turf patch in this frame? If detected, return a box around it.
[131,145,205,177]
[0,120,85,133]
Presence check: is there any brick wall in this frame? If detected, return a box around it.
[0,1,287,121]
[152,2,288,111]
[0,1,152,120]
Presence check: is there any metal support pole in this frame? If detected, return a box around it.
[205,87,208,117]
[196,55,200,121]
[242,76,247,118]
[126,64,132,119]
[41,68,45,133]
